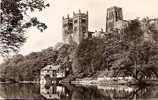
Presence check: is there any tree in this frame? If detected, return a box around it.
[72,37,106,76]
[112,19,158,82]
[0,0,49,56]
[0,44,75,82]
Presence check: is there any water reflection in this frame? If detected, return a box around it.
[40,84,69,100]
[0,83,45,99]
[0,83,158,100]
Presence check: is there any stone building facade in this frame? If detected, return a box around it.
[62,6,129,44]
[62,6,158,44]
[62,10,89,45]
[114,20,129,33]
[62,15,73,44]
[106,6,123,32]
[40,65,65,84]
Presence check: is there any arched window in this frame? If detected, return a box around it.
[82,26,86,33]
[74,27,77,32]
[81,19,86,23]
[74,20,78,24]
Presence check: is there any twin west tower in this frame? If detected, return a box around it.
[62,10,89,45]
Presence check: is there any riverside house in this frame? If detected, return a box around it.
[40,65,65,84]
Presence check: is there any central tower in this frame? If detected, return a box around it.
[106,6,123,32]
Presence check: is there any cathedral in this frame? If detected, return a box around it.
[62,6,127,45]
[62,6,158,45]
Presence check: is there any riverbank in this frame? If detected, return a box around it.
[1,76,158,86]
[71,78,131,86]
[70,77,158,86]
[0,82,158,100]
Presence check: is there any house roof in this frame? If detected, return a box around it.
[41,65,60,71]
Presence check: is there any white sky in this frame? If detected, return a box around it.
[1,0,158,62]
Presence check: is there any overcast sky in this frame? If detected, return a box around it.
[8,0,158,58]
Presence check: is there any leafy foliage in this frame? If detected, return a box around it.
[0,43,74,82]
[72,38,106,76]
[109,19,158,81]
[0,18,158,82]
[0,0,49,56]
[72,19,158,80]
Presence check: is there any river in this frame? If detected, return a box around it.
[0,83,157,100]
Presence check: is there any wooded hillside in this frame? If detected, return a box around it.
[0,18,158,82]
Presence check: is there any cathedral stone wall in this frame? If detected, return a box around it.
[62,10,89,45]
[106,6,123,32]
[62,6,157,45]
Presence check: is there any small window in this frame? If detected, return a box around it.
[63,24,67,27]
[81,19,86,23]
[68,23,73,26]
[74,27,77,32]
[74,20,78,24]
[82,27,86,33]
[64,31,68,34]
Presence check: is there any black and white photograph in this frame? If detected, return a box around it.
[0,0,158,99]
